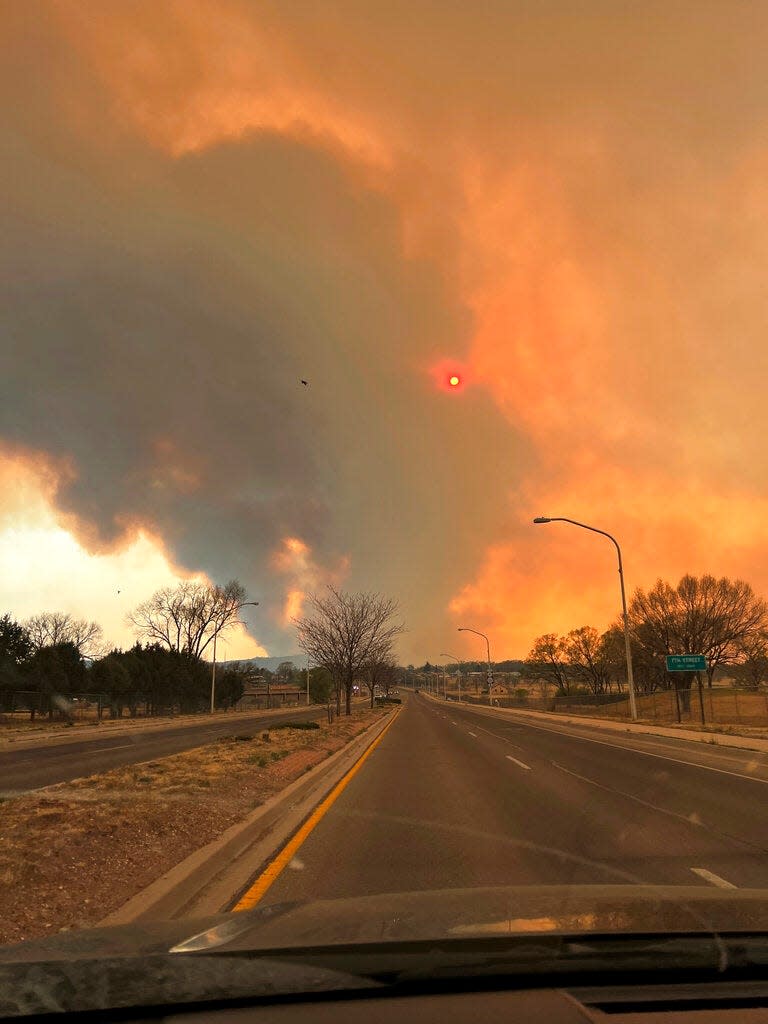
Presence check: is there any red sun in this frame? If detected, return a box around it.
[429,359,468,392]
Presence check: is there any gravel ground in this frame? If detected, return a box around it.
[0,707,387,947]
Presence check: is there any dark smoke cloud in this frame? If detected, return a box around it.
[1,5,527,657]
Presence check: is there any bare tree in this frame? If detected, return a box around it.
[732,632,768,690]
[276,661,297,684]
[361,657,398,707]
[128,580,248,660]
[295,586,404,715]
[563,626,611,695]
[524,633,571,694]
[629,574,768,711]
[24,612,105,659]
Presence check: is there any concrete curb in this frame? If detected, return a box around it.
[420,691,768,753]
[99,708,398,926]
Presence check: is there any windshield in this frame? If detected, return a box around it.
[3,0,768,1010]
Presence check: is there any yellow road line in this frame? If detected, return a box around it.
[231,708,402,912]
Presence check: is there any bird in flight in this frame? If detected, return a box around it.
[300,380,308,386]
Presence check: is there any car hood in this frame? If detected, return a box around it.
[4,886,768,1017]
[4,884,768,962]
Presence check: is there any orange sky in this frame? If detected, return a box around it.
[3,2,768,660]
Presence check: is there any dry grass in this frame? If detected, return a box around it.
[0,707,388,947]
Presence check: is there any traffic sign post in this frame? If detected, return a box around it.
[666,654,707,672]
[666,655,707,725]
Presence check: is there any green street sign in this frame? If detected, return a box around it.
[666,654,707,672]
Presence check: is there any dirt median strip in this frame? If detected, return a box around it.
[0,706,388,947]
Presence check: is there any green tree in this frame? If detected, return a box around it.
[89,652,133,717]
[0,613,32,693]
[308,665,334,704]
[215,664,248,708]
[24,642,86,719]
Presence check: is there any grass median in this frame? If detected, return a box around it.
[0,705,389,946]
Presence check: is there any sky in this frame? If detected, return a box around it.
[3,1,768,663]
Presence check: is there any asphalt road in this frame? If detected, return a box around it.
[257,691,768,905]
[0,706,327,796]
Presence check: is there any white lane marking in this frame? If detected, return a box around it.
[457,708,768,787]
[552,761,709,832]
[457,718,524,751]
[505,754,531,770]
[468,731,478,738]
[690,867,737,889]
[551,762,764,857]
[88,744,135,753]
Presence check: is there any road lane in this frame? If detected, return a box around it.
[0,706,327,795]
[252,692,768,909]
[443,699,768,886]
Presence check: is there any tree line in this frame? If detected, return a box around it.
[524,574,768,708]
[0,579,405,719]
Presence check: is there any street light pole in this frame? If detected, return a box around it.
[210,600,259,714]
[457,627,493,706]
[441,653,463,702]
[532,516,638,721]
[306,653,311,707]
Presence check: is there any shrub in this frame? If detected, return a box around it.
[270,721,320,731]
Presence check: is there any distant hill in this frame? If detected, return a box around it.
[219,655,305,672]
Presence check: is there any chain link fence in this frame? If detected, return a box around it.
[0,691,181,723]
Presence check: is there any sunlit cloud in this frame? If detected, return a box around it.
[0,452,266,658]
[55,0,393,168]
[271,536,348,627]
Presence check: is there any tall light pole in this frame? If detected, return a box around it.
[532,516,638,721]
[210,600,259,714]
[458,627,493,706]
[305,653,311,707]
[441,653,463,702]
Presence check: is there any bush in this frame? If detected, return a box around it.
[270,720,320,731]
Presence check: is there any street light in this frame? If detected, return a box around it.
[440,653,463,702]
[210,600,259,713]
[457,627,493,706]
[532,516,637,721]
